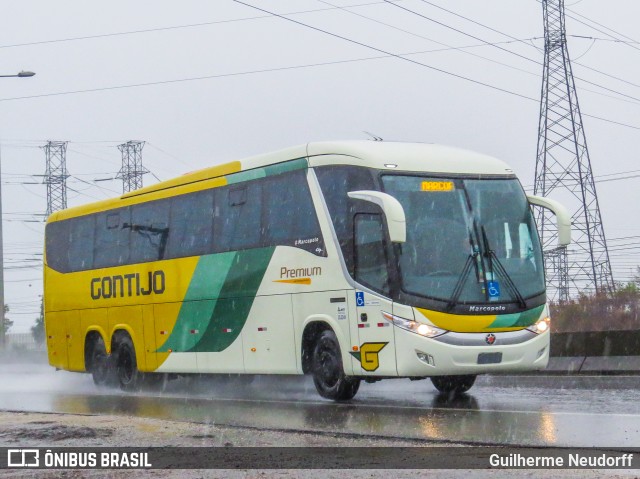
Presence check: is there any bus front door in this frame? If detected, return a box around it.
[352,290,397,376]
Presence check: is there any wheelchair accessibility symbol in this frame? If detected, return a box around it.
[487,280,500,299]
[356,291,365,307]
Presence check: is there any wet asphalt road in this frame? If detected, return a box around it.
[1,362,640,448]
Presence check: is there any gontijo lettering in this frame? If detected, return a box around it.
[90,271,165,299]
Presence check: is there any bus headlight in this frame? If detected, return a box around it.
[527,316,550,334]
[381,311,446,338]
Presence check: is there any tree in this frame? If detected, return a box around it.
[550,280,640,333]
[1,304,13,336]
[31,301,45,345]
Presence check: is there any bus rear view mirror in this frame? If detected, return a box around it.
[348,190,406,243]
[527,194,572,247]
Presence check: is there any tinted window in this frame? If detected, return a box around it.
[263,170,324,255]
[45,221,70,272]
[94,208,130,268]
[46,167,326,273]
[130,200,171,263]
[316,166,377,274]
[68,216,95,271]
[215,183,262,252]
[166,190,214,258]
[354,214,389,294]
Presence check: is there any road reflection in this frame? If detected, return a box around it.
[1,368,638,447]
[46,387,564,447]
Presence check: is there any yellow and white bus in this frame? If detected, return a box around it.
[44,141,570,400]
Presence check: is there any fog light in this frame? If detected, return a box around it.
[416,351,435,366]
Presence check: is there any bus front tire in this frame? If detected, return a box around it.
[430,374,476,394]
[114,335,142,392]
[312,330,360,401]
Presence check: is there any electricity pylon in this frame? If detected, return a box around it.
[117,140,148,193]
[42,141,69,216]
[534,0,614,301]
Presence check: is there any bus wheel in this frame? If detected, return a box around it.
[430,375,476,394]
[312,330,360,401]
[90,336,114,387]
[114,335,141,392]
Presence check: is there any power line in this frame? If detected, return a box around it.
[566,7,640,51]
[0,2,636,132]
[324,0,639,109]
[0,52,535,103]
[569,34,640,45]
[384,0,540,66]
[316,0,544,79]
[0,1,390,50]
[419,0,640,92]
[393,0,640,104]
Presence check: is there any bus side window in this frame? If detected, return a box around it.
[263,170,324,254]
[68,216,95,272]
[354,213,389,294]
[94,209,130,268]
[166,190,214,259]
[130,200,171,263]
[214,183,262,252]
[45,220,70,273]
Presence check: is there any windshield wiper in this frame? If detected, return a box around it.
[480,226,527,309]
[446,230,480,312]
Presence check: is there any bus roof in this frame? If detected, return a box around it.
[47,141,514,222]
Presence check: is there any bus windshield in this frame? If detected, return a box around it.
[382,175,545,305]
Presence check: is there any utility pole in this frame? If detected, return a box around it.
[0,70,36,350]
[534,0,614,301]
[43,141,70,216]
[117,141,147,193]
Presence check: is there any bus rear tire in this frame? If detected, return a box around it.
[430,374,476,394]
[114,335,142,392]
[312,330,360,401]
[89,336,115,387]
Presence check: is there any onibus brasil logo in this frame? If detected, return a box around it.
[350,342,388,372]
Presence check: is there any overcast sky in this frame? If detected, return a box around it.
[1,0,639,333]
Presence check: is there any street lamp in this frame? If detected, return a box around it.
[0,70,36,350]
[0,71,35,78]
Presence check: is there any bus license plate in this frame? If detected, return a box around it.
[477,352,502,365]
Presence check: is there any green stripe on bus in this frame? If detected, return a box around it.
[190,246,275,353]
[156,252,237,353]
[226,158,307,185]
[487,305,545,329]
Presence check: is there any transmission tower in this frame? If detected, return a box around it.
[117,140,148,193]
[534,0,614,302]
[42,141,69,216]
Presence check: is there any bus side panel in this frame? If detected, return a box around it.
[196,298,246,374]
[108,305,146,371]
[81,308,108,357]
[292,291,355,375]
[45,311,68,370]
[197,336,244,374]
[141,304,158,371]
[243,295,296,374]
[153,302,198,373]
[65,310,84,372]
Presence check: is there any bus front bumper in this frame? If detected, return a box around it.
[395,327,550,377]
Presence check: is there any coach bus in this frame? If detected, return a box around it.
[44,141,570,400]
